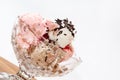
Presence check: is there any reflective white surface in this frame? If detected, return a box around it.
[0,0,120,80]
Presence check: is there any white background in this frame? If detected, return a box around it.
[0,0,120,80]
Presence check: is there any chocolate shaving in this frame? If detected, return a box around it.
[56,39,58,41]
[57,31,63,36]
[54,64,58,69]
[54,28,58,31]
[63,68,68,71]
[64,34,67,36]
[58,70,63,73]
[63,18,68,27]
[38,59,40,61]
[43,33,49,39]
[46,27,49,32]
[48,40,52,43]
[55,19,62,26]
[28,44,36,54]
[52,41,56,45]
[45,56,48,62]
[36,62,39,65]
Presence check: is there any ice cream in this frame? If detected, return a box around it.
[11,13,77,76]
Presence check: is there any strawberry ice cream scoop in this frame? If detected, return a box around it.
[19,13,46,38]
[14,13,58,49]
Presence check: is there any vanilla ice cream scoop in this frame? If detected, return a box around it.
[48,19,75,48]
[49,27,73,48]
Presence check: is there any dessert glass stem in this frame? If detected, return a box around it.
[16,69,35,80]
[0,70,36,80]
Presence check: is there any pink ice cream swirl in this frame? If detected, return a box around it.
[15,13,58,48]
